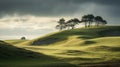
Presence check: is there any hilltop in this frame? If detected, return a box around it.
[18,26,120,46]
[5,26,120,67]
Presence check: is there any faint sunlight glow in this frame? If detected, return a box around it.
[0,14,60,39]
[0,14,59,30]
[0,14,84,40]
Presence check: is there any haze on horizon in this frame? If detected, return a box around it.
[0,0,120,40]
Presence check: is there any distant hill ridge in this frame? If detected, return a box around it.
[19,26,120,46]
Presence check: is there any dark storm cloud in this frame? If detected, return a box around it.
[0,0,119,17]
[0,0,120,40]
[0,0,81,16]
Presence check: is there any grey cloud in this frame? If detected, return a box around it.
[0,0,119,16]
[0,0,120,40]
[0,0,81,16]
[0,0,119,24]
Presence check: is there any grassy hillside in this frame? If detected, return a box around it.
[0,40,76,67]
[4,39,28,45]
[18,26,120,46]
[9,26,120,67]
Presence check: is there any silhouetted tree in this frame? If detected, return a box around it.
[66,18,80,29]
[101,20,107,25]
[94,16,103,26]
[81,15,88,28]
[66,20,72,30]
[56,18,66,30]
[87,14,94,27]
[21,37,26,40]
[56,14,108,30]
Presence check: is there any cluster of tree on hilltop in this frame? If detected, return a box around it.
[56,14,107,30]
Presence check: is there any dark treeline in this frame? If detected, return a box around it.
[56,14,107,30]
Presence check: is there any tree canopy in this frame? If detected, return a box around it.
[56,14,107,30]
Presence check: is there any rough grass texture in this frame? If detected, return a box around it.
[0,41,76,67]
[3,26,120,67]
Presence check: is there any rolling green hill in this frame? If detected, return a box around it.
[4,39,28,45]
[5,26,120,67]
[0,40,76,67]
[18,26,120,46]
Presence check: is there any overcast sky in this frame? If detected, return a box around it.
[0,0,120,40]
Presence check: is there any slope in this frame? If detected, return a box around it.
[0,40,77,67]
[14,26,120,66]
[19,26,120,46]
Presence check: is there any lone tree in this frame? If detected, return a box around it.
[56,18,66,30]
[21,37,26,40]
[101,20,107,25]
[81,15,89,28]
[94,16,103,26]
[87,14,94,27]
[66,18,80,29]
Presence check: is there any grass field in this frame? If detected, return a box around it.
[3,26,120,67]
[0,40,77,67]
[4,39,28,45]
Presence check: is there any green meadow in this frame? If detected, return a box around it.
[2,26,120,67]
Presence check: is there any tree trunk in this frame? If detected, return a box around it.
[72,26,74,29]
[60,25,62,31]
[85,22,87,28]
[88,21,90,27]
[90,22,92,27]
[96,22,99,27]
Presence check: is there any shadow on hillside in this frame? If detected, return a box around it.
[32,37,62,45]
[0,41,78,67]
[87,46,120,52]
[80,63,120,67]
[57,50,90,56]
[31,26,120,46]
[82,41,96,46]
[99,28,120,37]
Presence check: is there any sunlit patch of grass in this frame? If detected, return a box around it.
[7,26,120,66]
[4,39,28,45]
[0,41,77,67]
